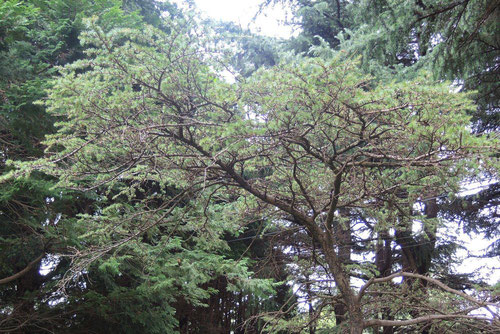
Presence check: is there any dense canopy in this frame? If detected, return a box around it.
[1,1,498,333]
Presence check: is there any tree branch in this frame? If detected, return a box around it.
[0,253,44,284]
[364,314,492,328]
[358,272,497,307]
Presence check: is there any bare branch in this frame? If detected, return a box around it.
[0,253,44,284]
[364,314,494,328]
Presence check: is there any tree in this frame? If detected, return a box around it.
[0,1,206,333]
[262,3,499,328]
[2,2,293,332]
[340,0,499,133]
[20,16,498,333]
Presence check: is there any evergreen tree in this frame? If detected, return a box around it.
[1,1,498,333]
[22,15,497,332]
[261,3,499,329]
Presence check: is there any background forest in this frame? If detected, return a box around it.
[0,0,498,333]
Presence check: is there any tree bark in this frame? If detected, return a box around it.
[0,253,44,285]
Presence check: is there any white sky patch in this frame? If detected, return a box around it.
[456,232,499,285]
[220,68,236,83]
[458,180,496,197]
[172,0,296,38]
[40,254,60,276]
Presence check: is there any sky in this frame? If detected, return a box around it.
[172,0,296,38]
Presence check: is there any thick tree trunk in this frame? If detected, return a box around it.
[394,198,439,334]
[319,230,364,334]
[333,214,352,326]
[348,310,365,334]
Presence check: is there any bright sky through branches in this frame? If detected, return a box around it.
[174,0,295,38]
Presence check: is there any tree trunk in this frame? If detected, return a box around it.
[333,210,352,326]
[319,230,364,334]
[348,311,365,334]
[375,230,394,334]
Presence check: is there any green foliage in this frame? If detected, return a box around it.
[23,10,495,331]
[284,0,499,132]
[0,1,218,333]
[1,1,498,333]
